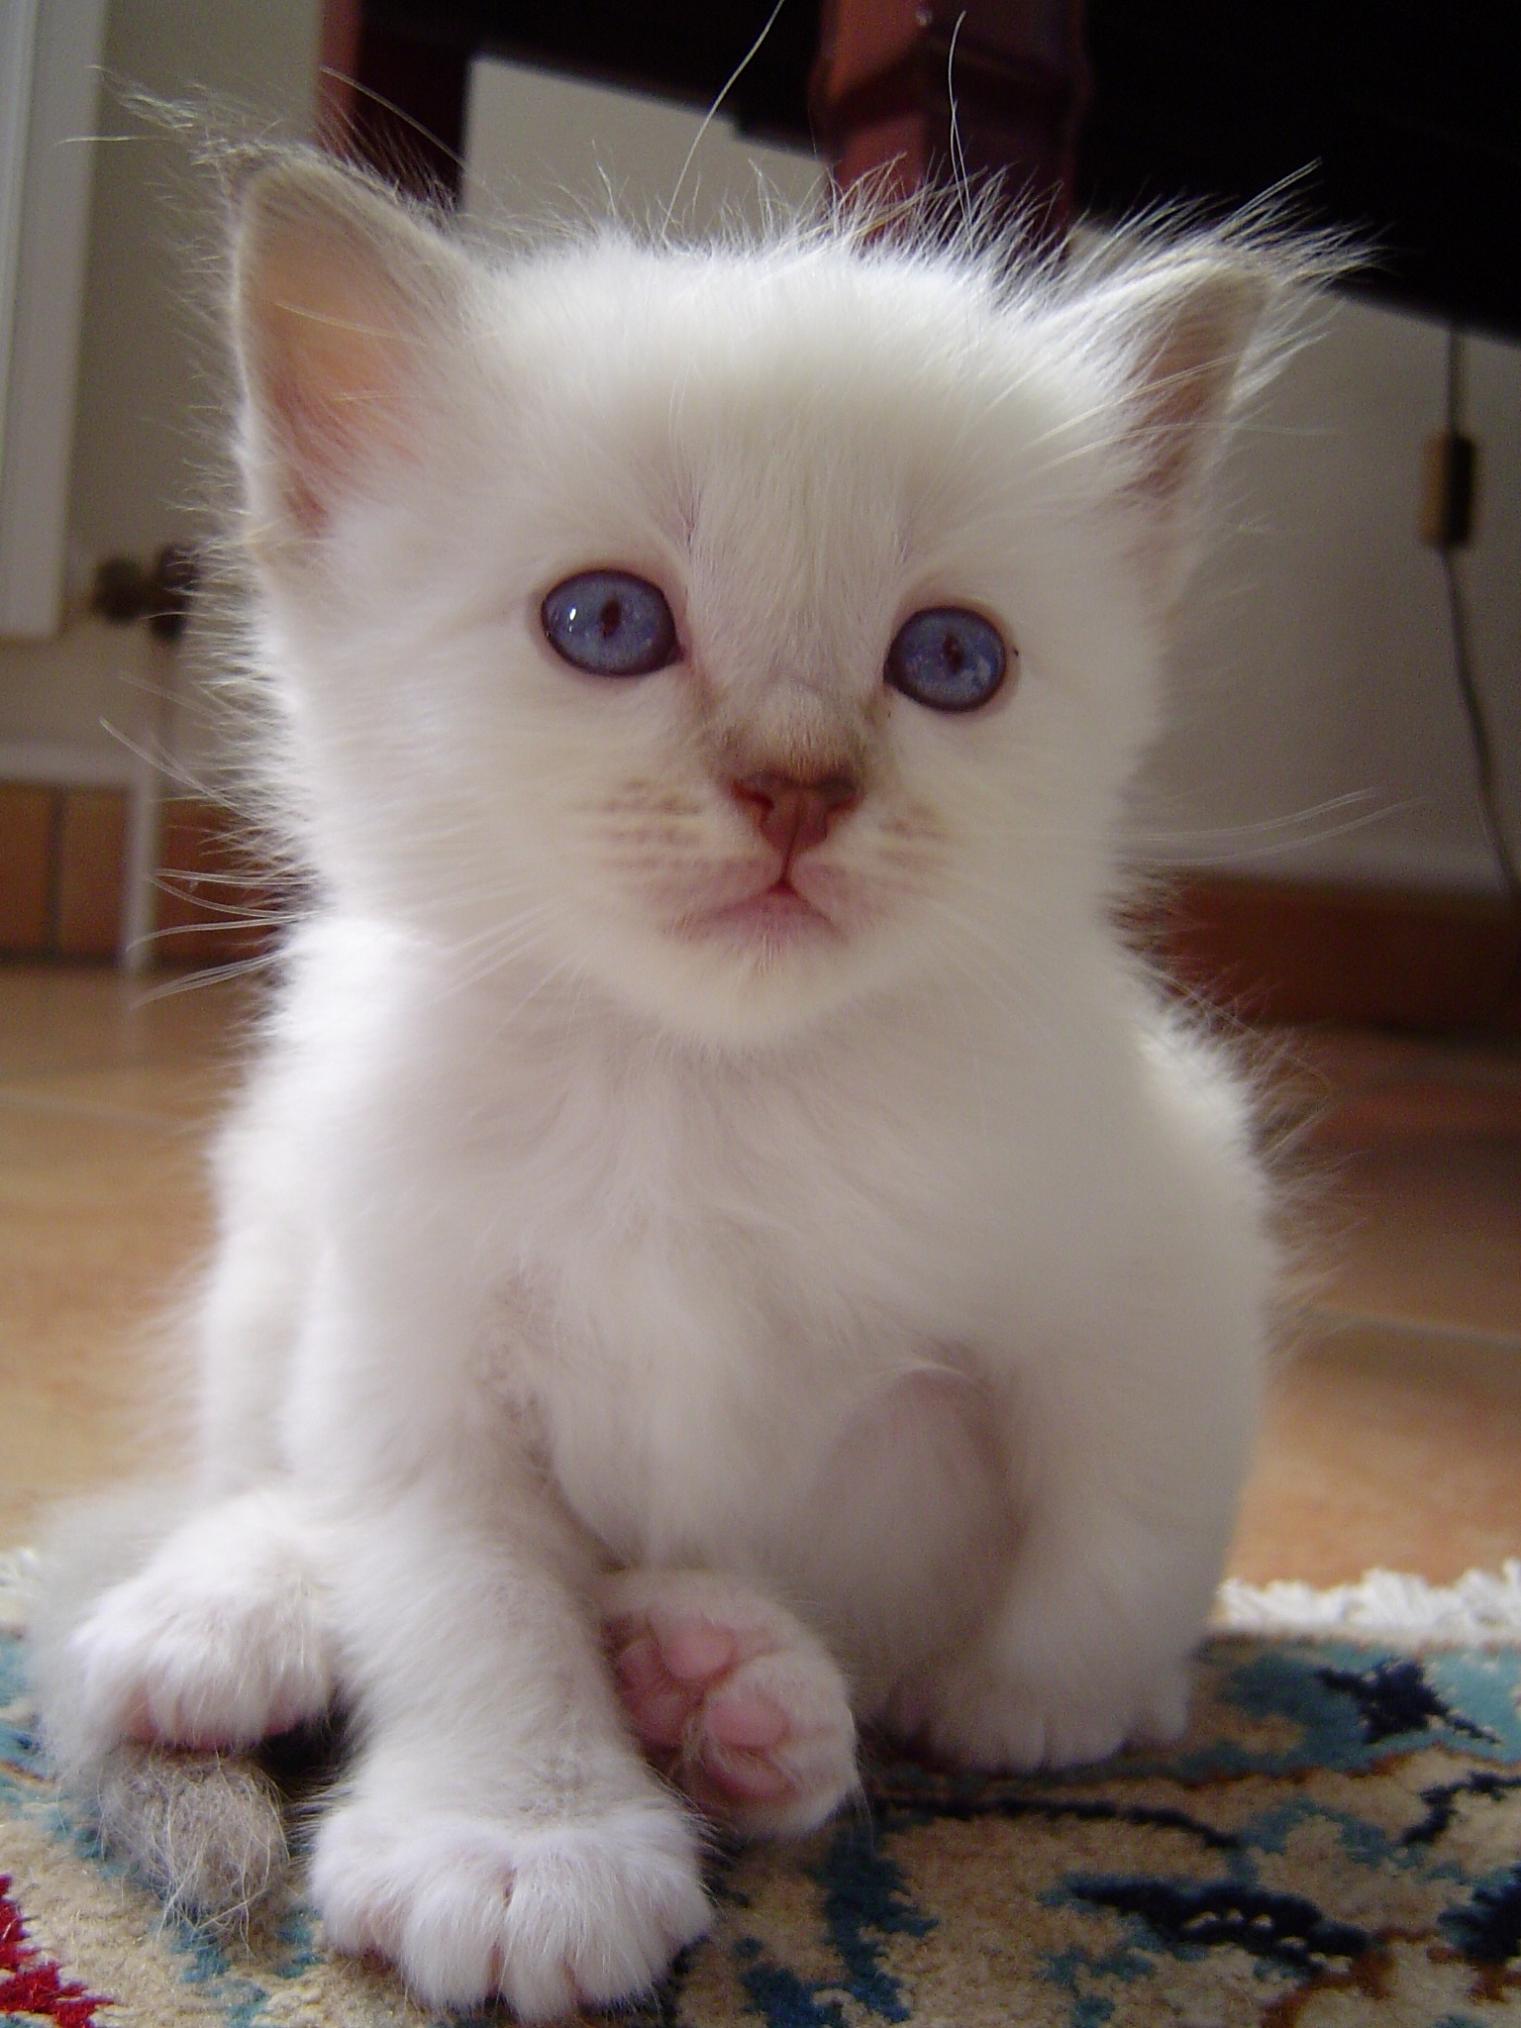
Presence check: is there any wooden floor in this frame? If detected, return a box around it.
[2,964,1518,1586]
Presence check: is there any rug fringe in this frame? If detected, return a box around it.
[1214,1561,1521,1646]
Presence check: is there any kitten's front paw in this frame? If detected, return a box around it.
[890,1651,1190,1773]
[603,1569,858,1838]
[311,1797,709,2018]
[69,1533,332,1752]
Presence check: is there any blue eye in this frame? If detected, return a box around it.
[540,570,678,677]
[885,607,1009,712]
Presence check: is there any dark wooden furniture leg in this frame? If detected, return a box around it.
[810,0,1088,250]
[319,0,470,201]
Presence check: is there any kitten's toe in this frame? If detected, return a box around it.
[612,1624,728,1749]
[603,1569,858,1838]
[311,1796,708,2017]
[891,1652,1191,1772]
[693,1647,859,1834]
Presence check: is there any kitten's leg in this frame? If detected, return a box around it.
[308,1481,708,2017]
[890,1291,1262,1772]
[602,1569,858,1837]
[225,1206,710,2015]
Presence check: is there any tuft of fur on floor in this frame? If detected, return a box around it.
[93,1739,289,1927]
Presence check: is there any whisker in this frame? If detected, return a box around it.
[135,951,280,1001]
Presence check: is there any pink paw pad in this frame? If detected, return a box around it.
[604,1594,856,1835]
[612,1621,784,1791]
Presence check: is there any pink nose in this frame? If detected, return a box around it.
[732,770,860,861]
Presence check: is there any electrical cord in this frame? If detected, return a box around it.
[1437,327,1521,1016]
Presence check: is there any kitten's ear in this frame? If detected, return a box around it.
[231,154,473,540]
[1072,252,1278,601]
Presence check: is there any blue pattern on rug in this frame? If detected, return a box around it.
[4,1620,1521,2023]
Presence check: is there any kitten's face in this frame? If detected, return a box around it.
[239,170,1267,1046]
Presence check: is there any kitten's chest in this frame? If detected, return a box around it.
[512,1217,898,1568]
[491,1080,964,1566]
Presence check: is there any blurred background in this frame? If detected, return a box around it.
[0,1,1517,1575]
[2,0,1519,1024]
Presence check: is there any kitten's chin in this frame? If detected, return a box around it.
[586,896,882,1050]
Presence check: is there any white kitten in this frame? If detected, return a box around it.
[33,156,1297,2016]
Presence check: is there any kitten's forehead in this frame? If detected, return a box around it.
[490,238,1076,648]
[505,243,1045,477]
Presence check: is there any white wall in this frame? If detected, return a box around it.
[1137,294,1521,895]
[463,58,823,245]
[0,0,320,777]
[0,0,107,637]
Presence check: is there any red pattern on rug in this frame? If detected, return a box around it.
[0,1875,116,2024]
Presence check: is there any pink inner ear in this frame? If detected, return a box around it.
[1130,322,1230,506]
[240,216,433,538]
[1121,272,1262,513]
[253,298,418,535]
[270,327,430,541]
[264,367,350,536]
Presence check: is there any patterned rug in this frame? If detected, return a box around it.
[4,1556,1520,2026]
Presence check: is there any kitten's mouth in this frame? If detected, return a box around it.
[684,877,835,945]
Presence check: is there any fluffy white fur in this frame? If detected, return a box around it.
[34,157,1294,2015]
